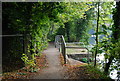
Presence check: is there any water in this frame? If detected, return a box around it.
[96,53,118,79]
[88,37,119,80]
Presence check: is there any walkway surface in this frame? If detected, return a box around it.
[31,43,65,79]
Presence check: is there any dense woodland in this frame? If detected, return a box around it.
[2,1,120,79]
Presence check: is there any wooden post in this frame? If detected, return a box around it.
[59,36,61,52]
[87,48,89,64]
[55,35,66,64]
[64,45,66,64]
[55,36,57,48]
[61,35,66,64]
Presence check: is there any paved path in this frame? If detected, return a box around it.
[31,43,65,79]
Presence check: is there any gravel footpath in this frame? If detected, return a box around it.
[31,43,65,79]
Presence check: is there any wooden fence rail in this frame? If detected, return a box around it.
[55,35,91,64]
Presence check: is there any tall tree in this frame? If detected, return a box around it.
[104,1,120,74]
[94,2,100,67]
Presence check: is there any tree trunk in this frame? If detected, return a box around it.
[65,22,70,42]
[104,56,114,74]
[94,2,100,67]
[112,1,120,41]
[104,1,120,74]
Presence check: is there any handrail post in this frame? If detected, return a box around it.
[61,35,66,64]
[86,48,90,64]
[63,43,66,64]
[55,36,57,48]
[59,37,61,52]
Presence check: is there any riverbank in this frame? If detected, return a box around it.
[65,65,114,80]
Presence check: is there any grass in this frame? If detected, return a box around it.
[85,65,111,79]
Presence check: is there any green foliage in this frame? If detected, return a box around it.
[55,3,94,42]
[21,53,36,67]
[21,53,38,72]
[81,58,88,63]
[4,2,119,75]
[48,2,94,42]
[89,2,120,75]
[86,65,111,79]
[110,41,120,71]
[3,2,93,71]
[58,2,94,22]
